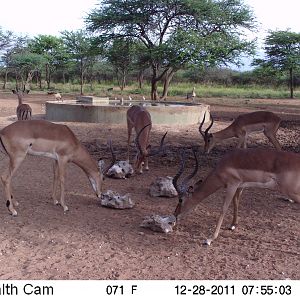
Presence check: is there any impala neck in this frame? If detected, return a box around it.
[72,145,99,179]
[176,173,224,217]
[213,124,236,141]
[17,94,23,105]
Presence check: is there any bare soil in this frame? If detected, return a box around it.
[0,92,299,280]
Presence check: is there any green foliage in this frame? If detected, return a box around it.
[0,27,13,51]
[86,0,257,99]
[264,30,300,70]
[253,30,300,98]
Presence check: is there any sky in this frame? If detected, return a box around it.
[1,0,299,37]
[1,0,299,69]
[0,0,99,36]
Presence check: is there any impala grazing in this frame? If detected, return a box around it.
[12,89,32,120]
[0,120,115,216]
[135,123,167,173]
[173,148,299,245]
[127,105,167,173]
[199,111,282,154]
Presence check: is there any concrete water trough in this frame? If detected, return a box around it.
[45,97,210,125]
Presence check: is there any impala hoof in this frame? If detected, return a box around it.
[203,239,212,246]
[63,206,69,213]
[229,225,236,231]
[11,210,18,217]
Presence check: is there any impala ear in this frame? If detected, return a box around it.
[187,185,194,193]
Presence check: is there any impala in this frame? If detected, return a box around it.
[199,111,282,153]
[12,89,32,120]
[0,120,115,216]
[135,123,167,173]
[126,105,150,173]
[173,148,299,245]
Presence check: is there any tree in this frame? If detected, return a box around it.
[0,27,15,89]
[0,27,13,51]
[9,51,46,90]
[61,30,97,95]
[86,0,256,100]
[106,38,137,90]
[28,35,66,89]
[254,30,300,99]
[1,34,33,90]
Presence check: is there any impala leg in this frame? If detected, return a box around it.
[230,188,243,230]
[284,193,300,204]
[52,160,59,205]
[204,186,238,245]
[127,122,133,162]
[135,155,144,174]
[237,131,247,149]
[1,154,26,216]
[57,160,68,212]
[264,131,281,151]
[144,133,150,171]
[144,156,149,171]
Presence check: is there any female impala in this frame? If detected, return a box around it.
[12,89,32,120]
[0,120,115,216]
[173,148,300,245]
[199,111,282,153]
[127,105,167,173]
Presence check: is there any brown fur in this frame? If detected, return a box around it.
[0,120,103,215]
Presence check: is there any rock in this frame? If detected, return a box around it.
[100,190,134,209]
[149,176,178,197]
[140,214,176,233]
[106,161,134,179]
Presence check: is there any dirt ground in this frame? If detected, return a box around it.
[0,91,299,280]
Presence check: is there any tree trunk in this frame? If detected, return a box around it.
[121,71,126,91]
[39,72,42,89]
[25,71,33,91]
[80,58,84,95]
[2,69,8,89]
[289,67,294,99]
[151,78,159,100]
[161,69,175,101]
[137,69,144,89]
[150,65,159,100]
[46,63,50,89]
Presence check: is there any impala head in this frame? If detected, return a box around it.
[91,140,116,198]
[12,87,30,97]
[173,147,199,219]
[135,123,167,173]
[199,112,214,154]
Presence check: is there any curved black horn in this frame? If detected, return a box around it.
[181,147,199,188]
[135,123,167,157]
[205,113,214,136]
[147,131,168,157]
[172,149,186,195]
[103,139,116,176]
[199,112,206,138]
[135,123,151,155]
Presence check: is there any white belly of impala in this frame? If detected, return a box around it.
[234,169,278,190]
[27,148,58,160]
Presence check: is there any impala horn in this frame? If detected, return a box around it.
[97,140,116,176]
[135,123,167,157]
[173,147,199,217]
[199,112,214,138]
